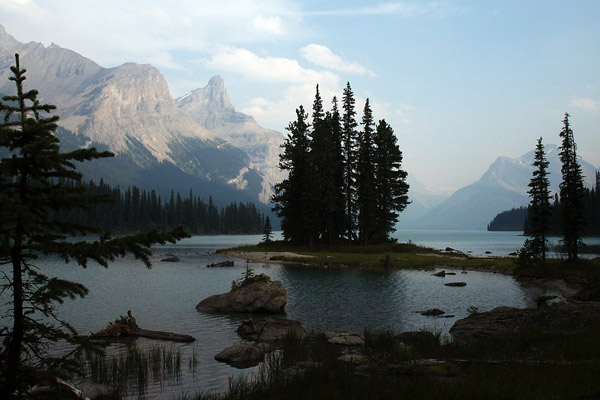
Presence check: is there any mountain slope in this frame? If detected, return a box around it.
[177,76,285,203]
[0,25,263,204]
[403,145,598,230]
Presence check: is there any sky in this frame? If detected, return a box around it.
[1,0,599,194]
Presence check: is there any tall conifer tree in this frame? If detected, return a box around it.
[357,99,377,244]
[0,54,189,398]
[341,83,358,242]
[558,113,585,260]
[272,106,310,243]
[373,119,410,242]
[525,137,552,263]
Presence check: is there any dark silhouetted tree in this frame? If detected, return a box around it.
[373,119,410,242]
[0,54,189,398]
[262,216,273,243]
[523,137,552,263]
[341,82,358,243]
[558,113,585,260]
[357,99,377,244]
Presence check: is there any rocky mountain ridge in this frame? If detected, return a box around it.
[177,76,285,203]
[0,25,275,205]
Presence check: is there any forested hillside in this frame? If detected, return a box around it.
[55,180,266,234]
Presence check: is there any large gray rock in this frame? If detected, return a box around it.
[214,340,270,368]
[450,301,600,342]
[236,317,305,342]
[196,274,287,314]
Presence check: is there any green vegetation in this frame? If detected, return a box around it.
[272,83,409,246]
[0,54,189,398]
[189,324,600,400]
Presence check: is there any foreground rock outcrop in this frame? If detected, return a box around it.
[196,274,287,314]
[450,300,600,342]
[236,317,306,342]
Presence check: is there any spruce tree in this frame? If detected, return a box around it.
[341,82,358,243]
[524,137,552,263]
[372,119,410,242]
[0,54,189,398]
[558,113,585,260]
[272,106,310,243]
[357,99,377,244]
[262,216,273,243]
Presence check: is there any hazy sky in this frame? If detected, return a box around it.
[1,0,599,193]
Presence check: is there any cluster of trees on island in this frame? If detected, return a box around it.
[272,83,410,245]
[518,113,597,262]
[55,180,266,234]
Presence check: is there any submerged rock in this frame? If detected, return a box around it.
[444,282,467,287]
[322,331,365,346]
[432,270,446,277]
[161,255,180,262]
[196,273,287,314]
[207,260,234,268]
[237,317,305,342]
[420,308,445,316]
[214,340,270,368]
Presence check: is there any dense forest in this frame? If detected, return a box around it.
[55,179,266,234]
[488,180,600,236]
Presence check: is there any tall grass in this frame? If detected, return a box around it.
[80,343,198,398]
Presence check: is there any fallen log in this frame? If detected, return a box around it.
[90,311,195,343]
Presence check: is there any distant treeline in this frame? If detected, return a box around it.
[488,187,600,235]
[56,179,265,234]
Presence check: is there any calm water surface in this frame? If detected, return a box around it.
[2,231,595,398]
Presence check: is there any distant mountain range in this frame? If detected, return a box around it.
[0,25,284,206]
[401,144,599,230]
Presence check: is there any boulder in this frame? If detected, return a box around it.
[450,301,600,342]
[432,270,446,277]
[161,255,180,262]
[323,331,365,346]
[237,317,306,342]
[571,287,600,302]
[214,340,270,368]
[196,273,287,314]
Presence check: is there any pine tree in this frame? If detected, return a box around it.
[357,99,377,244]
[0,54,189,398]
[341,82,358,243]
[262,216,273,243]
[558,113,585,260]
[372,119,410,242]
[272,106,310,243]
[524,137,552,263]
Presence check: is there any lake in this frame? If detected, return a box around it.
[1,230,597,398]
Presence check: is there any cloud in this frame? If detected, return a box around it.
[300,44,375,76]
[304,1,459,18]
[572,97,600,114]
[205,46,339,86]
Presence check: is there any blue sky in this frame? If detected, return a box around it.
[1,0,599,193]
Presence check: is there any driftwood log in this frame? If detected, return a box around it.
[90,311,195,343]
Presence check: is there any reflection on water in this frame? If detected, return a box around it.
[0,233,567,398]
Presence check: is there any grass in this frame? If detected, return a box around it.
[189,323,600,400]
[79,343,198,398]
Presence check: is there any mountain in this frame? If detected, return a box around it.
[176,76,285,203]
[402,144,598,230]
[0,25,265,205]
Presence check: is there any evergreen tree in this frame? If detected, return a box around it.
[524,137,552,263]
[262,216,273,243]
[341,82,358,242]
[272,106,310,243]
[0,54,189,398]
[372,119,410,242]
[558,113,585,260]
[357,99,377,244]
